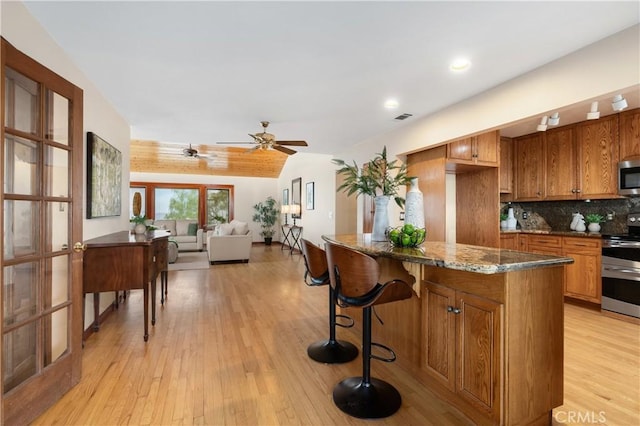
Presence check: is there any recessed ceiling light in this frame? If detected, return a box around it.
[449,58,471,72]
[384,99,399,109]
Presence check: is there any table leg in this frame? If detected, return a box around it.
[93,293,100,331]
[151,279,157,326]
[143,286,149,342]
[161,271,168,305]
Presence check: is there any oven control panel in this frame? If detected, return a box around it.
[628,213,640,227]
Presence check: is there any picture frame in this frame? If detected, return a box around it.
[283,188,289,206]
[86,132,122,218]
[306,182,314,210]
[291,177,302,219]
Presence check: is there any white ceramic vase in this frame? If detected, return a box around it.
[506,208,517,230]
[134,223,147,234]
[404,177,425,229]
[587,222,601,232]
[372,195,390,241]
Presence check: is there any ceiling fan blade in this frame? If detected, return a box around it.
[216,141,255,145]
[275,140,308,146]
[273,145,297,155]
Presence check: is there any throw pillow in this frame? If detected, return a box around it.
[231,221,249,235]
[220,223,234,235]
[187,223,198,236]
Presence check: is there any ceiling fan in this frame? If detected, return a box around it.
[181,144,215,160]
[217,121,308,155]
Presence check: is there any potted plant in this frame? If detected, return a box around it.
[585,213,605,233]
[332,146,412,241]
[500,213,508,230]
[252,196,279,245]
[130,215,148,234]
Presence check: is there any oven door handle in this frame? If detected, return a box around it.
[603,266,639,274]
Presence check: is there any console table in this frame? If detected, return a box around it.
[281,225,303,254]
[82,230,170,341]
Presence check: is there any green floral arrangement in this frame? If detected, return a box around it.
[585,213,604,224]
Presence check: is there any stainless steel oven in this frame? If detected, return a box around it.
[601,213,640,319]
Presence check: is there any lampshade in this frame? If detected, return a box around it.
[290,204,301,215]
[586,101,600,120]
[281,204,290,214]
[612,94,628,112]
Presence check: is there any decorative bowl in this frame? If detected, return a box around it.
[388,225,426,248]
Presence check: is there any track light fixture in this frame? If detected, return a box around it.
[548,112,560,126]
[612,94,628,112]
[587,101,600,120]
[537,115,548,132]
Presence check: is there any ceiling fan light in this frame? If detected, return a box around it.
[612,94,628,111]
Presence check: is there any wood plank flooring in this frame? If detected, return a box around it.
[33,245,639,425]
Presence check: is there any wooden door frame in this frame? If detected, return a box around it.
[1,37,84,425]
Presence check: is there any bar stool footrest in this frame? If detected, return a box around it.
[307,339,358,364]
[335,313,355,328]
[370,342,397,363]
[333,376,401,419]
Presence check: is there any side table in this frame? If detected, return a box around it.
[281,225,303,255]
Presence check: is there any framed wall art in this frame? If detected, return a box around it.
[86,132,122,218]
[306,182,314,210]
[291,177,302,219]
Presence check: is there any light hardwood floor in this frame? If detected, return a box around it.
[34,245,639,425]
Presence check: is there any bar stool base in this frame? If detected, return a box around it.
[333,376,401,419]
[307,340,358,364]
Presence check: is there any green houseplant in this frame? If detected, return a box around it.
[585,213,605,233]
[332,146,412,241]
[252,196,279,245]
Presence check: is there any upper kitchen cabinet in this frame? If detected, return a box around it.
[576,114,619,199]
[619,108,640,161]
[514,133,545,200]
[447,130,499,167]
[546,126,578,200]
[499,137,513,194]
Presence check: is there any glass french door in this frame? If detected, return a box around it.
[1,38,84,425]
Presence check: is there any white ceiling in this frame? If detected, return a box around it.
[22,1,640,155]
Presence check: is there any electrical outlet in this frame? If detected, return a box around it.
[522,211,528,220]
[606,212,614,221]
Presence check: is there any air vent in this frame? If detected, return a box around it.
[394,113,413,120]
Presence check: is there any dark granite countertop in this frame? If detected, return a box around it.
[322,234,573,275]
[500,229,602,238]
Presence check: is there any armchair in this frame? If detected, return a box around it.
[207,220,253,264]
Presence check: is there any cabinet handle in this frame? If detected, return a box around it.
[447,306,461,314]
[571,189,576,193]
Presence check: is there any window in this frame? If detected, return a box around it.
[129,182,233,226]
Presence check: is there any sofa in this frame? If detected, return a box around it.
[207,220,253,264]
[154,219,204,252]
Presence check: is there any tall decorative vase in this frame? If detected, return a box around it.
[372,195,390,241]
[506,208,517,230]
[404,177,425,229]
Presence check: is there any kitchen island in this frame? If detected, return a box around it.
[322,234,573,426]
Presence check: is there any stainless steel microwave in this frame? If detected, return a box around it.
[619,160,640,195]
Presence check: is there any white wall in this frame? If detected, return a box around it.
[277,153,337,247]
[2,1,131,326]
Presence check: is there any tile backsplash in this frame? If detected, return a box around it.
[501,198,640,234]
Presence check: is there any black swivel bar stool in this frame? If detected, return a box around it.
[301,239,359,364]
[325,241,413,419]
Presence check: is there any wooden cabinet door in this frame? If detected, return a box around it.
[456,291,501,421]
[576,115,619,199]
[499,137,513,193]
[499,233,518,250]
[563,237,601,303]
[619,108,640,161]
[423,282,456,391]
[546,126,578,199]
[447,137,474,162]
[514,133,545,200]
[474,130,499,165]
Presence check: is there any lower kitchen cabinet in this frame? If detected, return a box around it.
[423,281,501,422]
[499,232,519,250]
[563,237,602,303]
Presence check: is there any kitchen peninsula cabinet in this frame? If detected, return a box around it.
[447,130,499,166]
[323,234,572,426]
[423,282,501,421]
[514,133,545,200]
[619,108,640,161]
